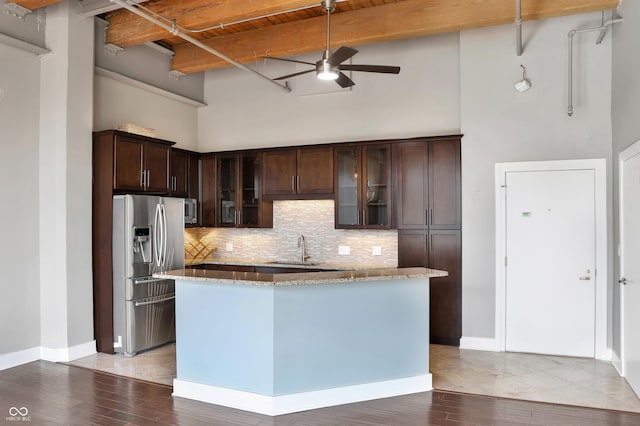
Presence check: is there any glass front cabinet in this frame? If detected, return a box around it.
[217,153,262,227]
[335,144,391,229]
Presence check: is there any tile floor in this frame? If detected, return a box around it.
[67,343,640,412]
[431,344,640,413]
[67,343,176,386]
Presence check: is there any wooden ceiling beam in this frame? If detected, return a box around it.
[171,0,619,74]
[106,0,326,48]
[13,0,62,10]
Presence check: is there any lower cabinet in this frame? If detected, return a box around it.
[398,229,461,346]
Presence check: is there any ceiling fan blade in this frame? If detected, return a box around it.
[263,56,315,66]
[339,64,401,74]
[328,46,358,65]
[273,69,315,81]
[335,72,355,88]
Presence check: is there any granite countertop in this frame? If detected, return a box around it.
[154,267,448,286]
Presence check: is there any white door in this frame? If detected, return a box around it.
[620,144,640,396]
[505,169,596,357]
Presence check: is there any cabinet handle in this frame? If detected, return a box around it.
[363,209,366,226]
[291,176,295,192]
[296,175,300,191]
[430,234,433,251]
[356,209,360,226]
[429,208,433,225]
[141,170,145,188]
[146,170,150,188]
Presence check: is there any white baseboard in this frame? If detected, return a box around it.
[460,336,499,352]
[612,350,623,377]
[0,347,41,371]
[173,374,433,416]
[41,340,96,362]
[0,341,96,371]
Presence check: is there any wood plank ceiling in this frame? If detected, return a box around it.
[16,0,620,74]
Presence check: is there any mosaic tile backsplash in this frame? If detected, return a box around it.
[184,200,398,268]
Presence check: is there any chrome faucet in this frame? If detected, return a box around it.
[297,234,310,263]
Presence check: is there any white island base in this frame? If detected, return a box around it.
[162,268,442,416]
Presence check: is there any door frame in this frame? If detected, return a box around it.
[495,159,608,359]
[618,139,640,375]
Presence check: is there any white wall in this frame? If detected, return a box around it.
[611,0,640,361]
[0,43,42,355]
[198,33,460,152]
[93,74,199,150]
[39,0,95,352]
[460,13,613,340]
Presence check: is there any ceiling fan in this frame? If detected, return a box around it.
[265,0,401,88]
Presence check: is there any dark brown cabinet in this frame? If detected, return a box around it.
[262,146,333,198]
[112,133,171,193]
[169,149,190,197]
[218,153,272,228]
[394,136,462,346]
[200,155,216,227]
[335,144,391,229]
[394,140,460,229]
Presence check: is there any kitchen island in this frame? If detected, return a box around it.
[154,266,446,416]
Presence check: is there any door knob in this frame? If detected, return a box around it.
[619,277,628,285]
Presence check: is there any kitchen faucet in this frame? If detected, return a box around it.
[297,234,310,263]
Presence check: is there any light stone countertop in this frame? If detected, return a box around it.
[154,266,448,286]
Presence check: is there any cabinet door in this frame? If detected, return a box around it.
[428,230,462,346]
[200,156,216,227]
[335,146,362,228]
[394,142,429,229]
[217,155,238,227]
[188,155,199,200]
[262,150,297,196]
[362,144,391,228]
[297,146,334,194]
[144,141,170,193]
[113,136,144,191]
[429,141,461,229]
[240,154,260,227]
[170,150,189,197]
[397,230,428,267]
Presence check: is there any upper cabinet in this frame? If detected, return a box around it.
[262,146,333,199]
[393,138,461,230]
[200,154,217,227]
[217,152,272,228]
[335,143,391,229]
[169,149,190,197]
[100,131,172,194]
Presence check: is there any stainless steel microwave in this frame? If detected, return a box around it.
[184,198,197,224]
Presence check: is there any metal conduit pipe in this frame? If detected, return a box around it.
[109,0,291,92]
[567,14,623,117]
[516,0,523,56]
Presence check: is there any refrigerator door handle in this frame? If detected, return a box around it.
[133,277,166,285]
[134,295,175,307]
[154,203,162,268]
[161,204,168,270]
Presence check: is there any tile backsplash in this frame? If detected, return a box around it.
[184,200,398,268]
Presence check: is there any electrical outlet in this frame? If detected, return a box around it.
[338,245,351,256]
[225,243,234,252]
[372,246,382,256]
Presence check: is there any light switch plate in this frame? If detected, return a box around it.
[338,246,350,256]
[372,246,382,256]
[225,243,234,252]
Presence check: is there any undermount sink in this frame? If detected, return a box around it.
[266,261,320,267]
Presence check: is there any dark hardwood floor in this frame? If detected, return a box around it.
[1,361,639,426]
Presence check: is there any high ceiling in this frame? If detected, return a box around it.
[17,0,619,74]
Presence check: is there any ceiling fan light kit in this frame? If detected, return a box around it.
[266,0,401,88]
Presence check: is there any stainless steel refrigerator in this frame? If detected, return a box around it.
[112,194,184,356]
